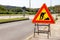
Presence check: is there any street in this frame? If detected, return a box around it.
[0,14,58,40]
[0,0,59,40]
[0,20,34,40]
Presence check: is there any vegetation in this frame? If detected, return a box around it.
[0,17,29,23]
[0,5,60,15]
[0,5,38,15]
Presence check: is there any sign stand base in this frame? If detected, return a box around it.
[34,23,51,39]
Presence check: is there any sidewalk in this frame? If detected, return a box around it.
[28,18,60,40]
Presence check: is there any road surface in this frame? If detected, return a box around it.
[0,14,57,40]
[0,20,34,40]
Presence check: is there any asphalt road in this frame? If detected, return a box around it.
[0,14,57,40]
[0,20,34,40]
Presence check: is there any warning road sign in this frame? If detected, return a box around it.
[36,9,50,20]
[32,3,55,24]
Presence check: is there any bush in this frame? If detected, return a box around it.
[0,11,7,14]
[26,12,36,15]
[0,10,36,15]
[18,12,23,14]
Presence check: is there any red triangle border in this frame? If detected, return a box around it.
[32,3,55,24]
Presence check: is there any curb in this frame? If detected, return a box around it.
[25,34,33,40]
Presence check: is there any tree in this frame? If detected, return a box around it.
[0,5,7,11]
[10,7,23,12]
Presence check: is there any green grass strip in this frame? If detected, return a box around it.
[0,17,29,23]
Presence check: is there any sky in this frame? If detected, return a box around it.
[0,0,60,8]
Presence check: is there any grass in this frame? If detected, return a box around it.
[0,14,23,16]
[0,17,29,23]
[0,14,31,16]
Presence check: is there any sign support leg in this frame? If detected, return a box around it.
[34,23,36,37]
[49,24,51,36]
[37,23,39,35]
[34,24,51,38]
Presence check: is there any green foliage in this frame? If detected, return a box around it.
[0,11,16,14]
[0,17,29,23]
[0,6,7,11]
[0,5,60,15]
[10,8,23,12]
[26,12,36,15]
[0,5,37,15]
[18,12,23,14]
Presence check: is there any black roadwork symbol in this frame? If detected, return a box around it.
[40,12,45,20]
[44,17,49,20]
[40,12,49,20]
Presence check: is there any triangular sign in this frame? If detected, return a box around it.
[32,3,55,24]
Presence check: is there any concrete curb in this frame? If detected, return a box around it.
[25,34,33,40]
